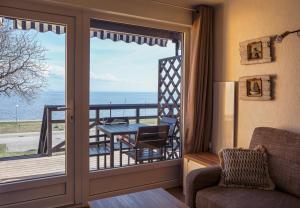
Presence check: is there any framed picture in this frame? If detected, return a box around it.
[240,37,272,65]
[246,78,262,97]
[247,41,263,60]
[239,75,272,101]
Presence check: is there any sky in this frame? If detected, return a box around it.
[33,28,176,93]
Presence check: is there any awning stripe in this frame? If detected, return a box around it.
[12,18,66,35]
[90,29,168,47]
[0,17,169,47]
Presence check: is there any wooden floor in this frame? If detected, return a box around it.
[166,186,185,203]
[0,154,66,183]
[0,148,179,183]
[0,151,158,183]
[89,188,186,208]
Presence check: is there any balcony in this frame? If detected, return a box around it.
[0,103,181,183]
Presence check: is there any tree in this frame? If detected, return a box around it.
[0,22,47,100]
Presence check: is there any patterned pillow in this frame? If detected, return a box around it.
[218,145,275,190]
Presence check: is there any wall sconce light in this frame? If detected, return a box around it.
[275,29,300,43]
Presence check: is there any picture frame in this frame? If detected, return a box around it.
[240,37,272,65]
[247,41,263,60]
[246,78,262,97]
[239,75,272,101]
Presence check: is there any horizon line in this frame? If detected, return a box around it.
[43,90,158,93]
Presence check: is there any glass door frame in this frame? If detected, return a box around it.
[0,2,191,207]
[0,6,76,208]
[84,11,190,203]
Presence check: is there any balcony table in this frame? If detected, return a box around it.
[96,123,147,168]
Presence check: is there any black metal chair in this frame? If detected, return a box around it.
[159,116,178,159]
[118,125,169,164]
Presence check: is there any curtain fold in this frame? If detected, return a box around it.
[184,6,213,154]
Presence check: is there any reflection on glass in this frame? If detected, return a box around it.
[0,16,66,183]
[88,24,180,171]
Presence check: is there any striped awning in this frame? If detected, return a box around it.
[0,17,168,47]
[0,17,65,34]
[13,18,66,34]
[90,29,168,47]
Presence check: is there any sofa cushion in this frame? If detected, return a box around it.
[218,146,274,190]
[196,186,300,208]
[250,127,300,197]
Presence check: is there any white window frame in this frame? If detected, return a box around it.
[0,1,191,207]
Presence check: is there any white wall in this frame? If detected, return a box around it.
[214,0,300,148]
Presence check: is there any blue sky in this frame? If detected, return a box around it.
[35,30,175,92]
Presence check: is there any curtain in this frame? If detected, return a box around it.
[184,6,213,154]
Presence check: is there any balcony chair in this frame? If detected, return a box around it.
[159,116,178,159]
[89,117,129,169]
[118,125,169,165]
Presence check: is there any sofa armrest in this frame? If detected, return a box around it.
[185,165,221,208]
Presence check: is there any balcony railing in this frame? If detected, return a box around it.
[38,103,181,170]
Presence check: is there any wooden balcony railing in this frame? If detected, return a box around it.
[38,103,170,155]
[36,103,181,170]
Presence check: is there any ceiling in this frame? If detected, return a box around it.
[152,0,224,9]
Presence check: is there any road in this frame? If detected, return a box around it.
[0,131,65,152]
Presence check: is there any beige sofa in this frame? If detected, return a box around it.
[185,127,300,208]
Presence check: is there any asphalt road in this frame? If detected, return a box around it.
[0,131,65,152]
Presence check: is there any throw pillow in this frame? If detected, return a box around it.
[218,145,275,190]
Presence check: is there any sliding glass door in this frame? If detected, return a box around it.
[87,18,183,199]
[0,7,75,207]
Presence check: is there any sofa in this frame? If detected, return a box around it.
[185,127,300,208]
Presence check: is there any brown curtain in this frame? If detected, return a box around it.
[184,6,213,154]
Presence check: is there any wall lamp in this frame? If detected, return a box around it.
[275,29,300,43]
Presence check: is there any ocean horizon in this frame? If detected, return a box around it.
[0,91,158,121]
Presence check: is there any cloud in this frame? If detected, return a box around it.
[44,44,65,54]
[46,64,65,77]
[90,72,119,82]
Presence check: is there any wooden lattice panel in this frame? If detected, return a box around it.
[158,55,182,156]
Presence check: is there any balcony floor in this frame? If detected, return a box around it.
[0,148,179,184]
[0,154,66,183]
[0,151,141,183]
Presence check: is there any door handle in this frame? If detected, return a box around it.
[57,102,74,121]
[56,107,71,111]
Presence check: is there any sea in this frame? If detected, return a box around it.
[0,91,157,121]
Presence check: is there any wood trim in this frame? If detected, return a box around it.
[90,159,181,179]
[184,153,219,166]
[0,4,77,207]
[0,176,66,194]
[89,161,181,197]
[78,12,91,206]
[2,194,72,208]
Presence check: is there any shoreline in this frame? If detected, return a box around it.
[0,120,41,123]
[0,120,64,134]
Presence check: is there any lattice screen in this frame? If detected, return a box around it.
[158,55,182,156]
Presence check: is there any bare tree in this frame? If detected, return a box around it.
[0,22,47,100]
